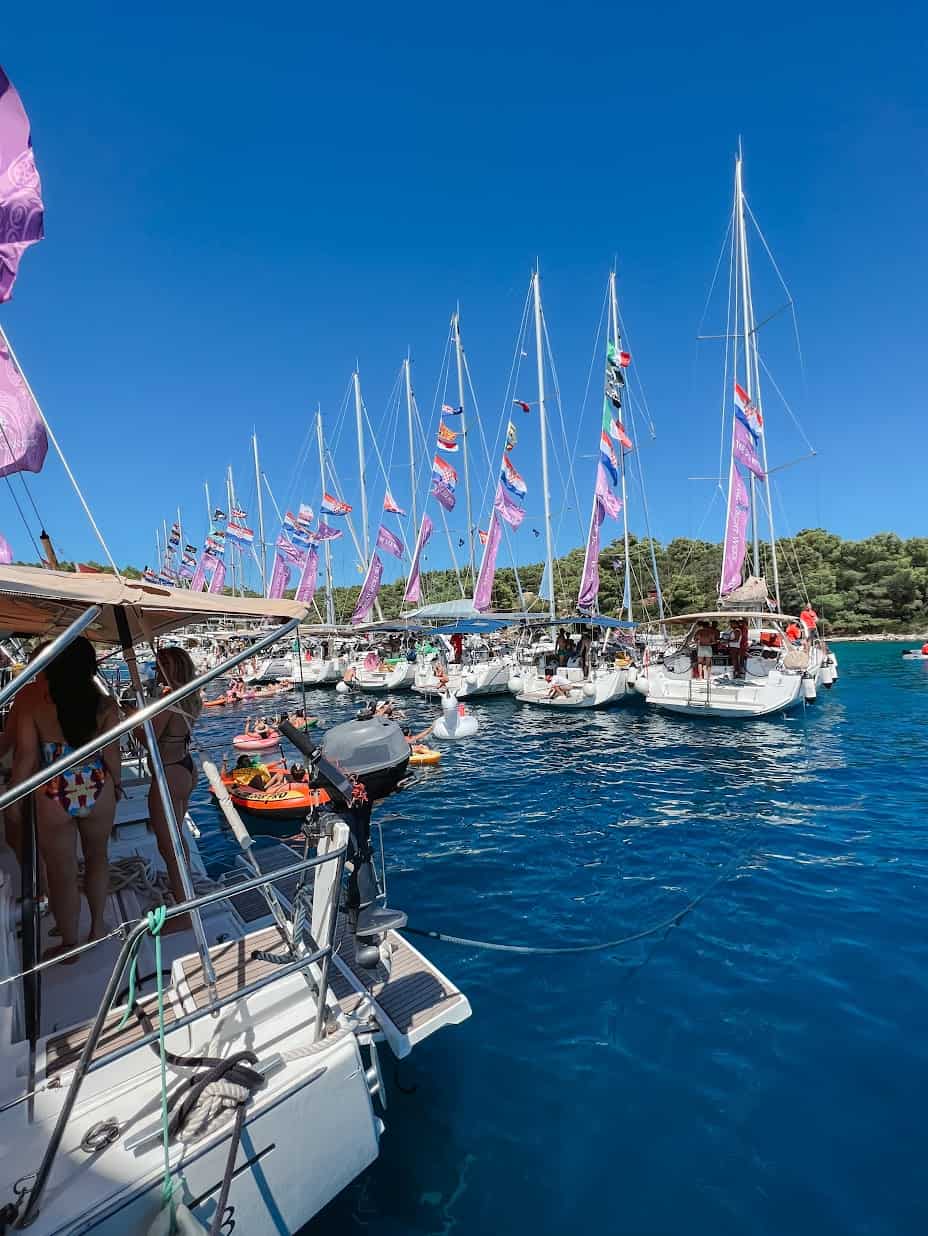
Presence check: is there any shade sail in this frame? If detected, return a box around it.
[0,565,308,643]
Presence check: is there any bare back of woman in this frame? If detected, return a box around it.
[10,638,121,961]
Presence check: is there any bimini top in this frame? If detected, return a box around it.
[641,611,800,626]
[0,565,308,643]
[555,615,636,630]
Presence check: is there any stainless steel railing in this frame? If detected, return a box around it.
[11,843,347,1229]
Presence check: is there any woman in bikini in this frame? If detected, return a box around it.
[139,647,201,915]
[9,636,122,959]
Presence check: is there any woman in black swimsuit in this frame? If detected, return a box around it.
[143,647,202,916]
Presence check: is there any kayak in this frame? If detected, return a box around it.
[902,650,928,660]
[409,747,441,767]
[232,731,281,751]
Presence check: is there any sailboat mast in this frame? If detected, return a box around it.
[609,272,633,622]
[226,465,238,596]
[316,408,336,626]
[735,153,762,579]
[353,370,370,562]
[404,356,418,535]
[532,268,557,622]
[253,433,267,595]
[736,150,781,609]
[452,311,475,586]
[204,482,212,530]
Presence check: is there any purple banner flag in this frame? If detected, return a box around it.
[430,476,456,511]
[208,558,226,594]
[352,552,383,624]
[578,464,624,609]
[720,465,750,595]
[190,551,215,593]
[295,545,318,604]
[733,418,765,479]
[403,514,433,604]
[0,335,48,478]
[495,482,526,530]
[312,521,343,543]
[275,533,306,568]
[473,512,502,612]
[268,552,291,600]
[0,532,11,565]
[375,523,404,559]
[0,68,44,303]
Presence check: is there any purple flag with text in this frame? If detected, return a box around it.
[403,514,433,604]
[720,465,750,595]
[352,553,383,624]
[190,551,215,593]
[375,523,404,559]
[0,68,44,303]
[295,545,318,604]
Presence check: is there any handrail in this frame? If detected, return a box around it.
[0,614,301,813]
[13,841,347,1229]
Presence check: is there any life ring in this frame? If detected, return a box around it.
[408,747,441,766]
[230,782,331,819]
[232,731,281,751]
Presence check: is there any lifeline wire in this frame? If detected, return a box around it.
[405,849,745,956]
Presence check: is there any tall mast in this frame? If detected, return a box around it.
[253,432,267,595]
[452,310,475,586]
[735,152,761,580]
[316,408,336,626]
[404,354,418,536]
[353,370,370,562]
[609,271,633,622]
[226,465,238,596]
[532,268,556,622]
[155,527,162,573]
[735,149,781,609]
[204,480,212,531]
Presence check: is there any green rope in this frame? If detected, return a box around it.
[114,907,177,1224]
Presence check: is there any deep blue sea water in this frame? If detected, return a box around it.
[191,643,928,1236]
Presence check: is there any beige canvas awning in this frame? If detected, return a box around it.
[0,565,308,644]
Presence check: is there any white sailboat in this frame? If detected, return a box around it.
[636,149,832,718]
[0,571,470,1233]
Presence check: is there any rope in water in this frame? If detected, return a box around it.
[404,853,743,956]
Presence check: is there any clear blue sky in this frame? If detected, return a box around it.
[2,1,925,589]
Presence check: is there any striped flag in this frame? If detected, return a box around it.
[226,523,254,545]
[321,492,352,516]
[442,402,463,416]
[500,454,526,498]
[383,490,406,515]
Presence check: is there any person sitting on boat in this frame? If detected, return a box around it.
[243,716,273,739]
[288,762,308,784]
[695,622,715,679]
[434,662,449,691]
[785,621,802,644]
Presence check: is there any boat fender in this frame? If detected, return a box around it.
[802,676,817,702]
[335,681,350,694]
[626,665,638,685]
[582,682,596,698]
[507,674,523,693]
[634,675,650,697]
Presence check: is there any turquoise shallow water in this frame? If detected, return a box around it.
[191,643,928,1236]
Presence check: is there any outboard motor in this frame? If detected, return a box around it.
[280,717,409,968]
